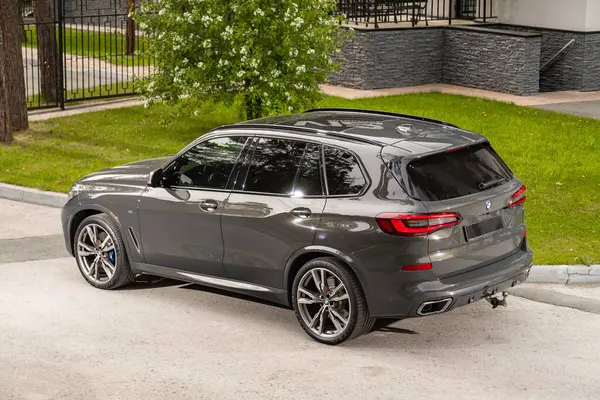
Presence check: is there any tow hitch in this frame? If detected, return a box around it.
[485,291,509,309]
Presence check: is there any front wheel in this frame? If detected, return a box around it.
[292,257,375,345]
[73,213,135,290]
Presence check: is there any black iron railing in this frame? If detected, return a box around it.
[21,0,153,110]
[338,0,496,28]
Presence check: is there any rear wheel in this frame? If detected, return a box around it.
[74,213,134,290]
[292,257,375,345]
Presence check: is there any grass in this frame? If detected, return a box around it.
[1,93,599,265]
[23,26,152,66]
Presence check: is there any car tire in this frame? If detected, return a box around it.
[292,257,375,345]
[73,213,135,290]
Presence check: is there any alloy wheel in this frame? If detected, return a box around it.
[296,268,351,338]
[76,223,117,284]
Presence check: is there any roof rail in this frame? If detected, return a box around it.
[303,108,459,128]
[213,123,385,147]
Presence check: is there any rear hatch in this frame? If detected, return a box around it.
[386,142,527,277]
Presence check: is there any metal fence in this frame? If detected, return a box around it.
[21,0,153,110]
[338,0,496,28]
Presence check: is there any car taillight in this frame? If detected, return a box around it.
[508,185,527,207]
[376,212,462,236]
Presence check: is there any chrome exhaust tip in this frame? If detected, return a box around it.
[417,298,453,316]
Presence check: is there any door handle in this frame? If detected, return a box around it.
[291,207,312,218]
[200,200,219,212]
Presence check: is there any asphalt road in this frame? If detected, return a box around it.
[1,199,600,400]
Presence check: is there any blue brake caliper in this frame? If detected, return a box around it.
[107,249,115,264]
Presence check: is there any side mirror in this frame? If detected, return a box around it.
[148,168,163,188]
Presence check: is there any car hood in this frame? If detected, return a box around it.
[78,157,170,186]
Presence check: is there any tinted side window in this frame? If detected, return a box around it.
[324,147,366,196]
[294,143,323,196]
[171,136,248,189]
[244,138,306,194]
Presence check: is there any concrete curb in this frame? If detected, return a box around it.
[1,183,599,283]
[528,265,600,284]
[0,183,67,208]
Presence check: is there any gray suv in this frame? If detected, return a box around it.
[61,108,532,344]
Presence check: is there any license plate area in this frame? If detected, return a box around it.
[464,216,503,241]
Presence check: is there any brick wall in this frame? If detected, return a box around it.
[443,27,541,96]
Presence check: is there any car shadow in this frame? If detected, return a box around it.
[120,275,183,290]
[370,318,418,335]
[179,282,290,310]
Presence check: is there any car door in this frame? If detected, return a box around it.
[138,135,251,277]
[221,137,327,290]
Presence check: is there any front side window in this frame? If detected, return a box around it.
[243,137,306,194]
[324,146,366,196]
[170,136,248,189]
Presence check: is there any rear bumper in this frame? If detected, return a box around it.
[368,247,533,318]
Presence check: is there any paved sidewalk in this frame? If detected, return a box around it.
[534,100,600,119]
[28,97,144,121]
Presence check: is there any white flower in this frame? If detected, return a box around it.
[296,65,306,75]
[271,70,280,77]
[288,106,294,112]
[249,58,259,68]
[265,100,271,106]
[284,91,291,100]
[182,58,188,64]
[193,82,200,88]
[269,82,274,87]
[263,92,268,97]
[202,39,211,48]
[232,5,238,12]
[307,49,315,55]
[240,46,248,55]
[158,9,165,16]
[144,102,149,108]
[292,17,304,28]
[194,111,199,116]
[289,48,298,57]
[237,70,245,77]
[197,61,204,68]
[216,15,223,22]
[254,8,264,17]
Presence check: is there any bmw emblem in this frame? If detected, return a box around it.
[486,200,492,211]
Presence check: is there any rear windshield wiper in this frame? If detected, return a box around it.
[478,177,507,190]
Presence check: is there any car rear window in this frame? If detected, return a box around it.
[398,144,513,201]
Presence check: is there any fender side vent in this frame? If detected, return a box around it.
[128,227,141,253]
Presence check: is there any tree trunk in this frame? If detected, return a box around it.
[0,31,14,143]
[34,0,58,103]
[125,0,135,55]
[0,0,29,132]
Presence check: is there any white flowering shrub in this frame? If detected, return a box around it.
[135,0,347,119]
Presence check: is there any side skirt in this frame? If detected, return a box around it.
[131,262,290,307]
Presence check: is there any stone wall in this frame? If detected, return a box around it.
[582,33,600,91]
[329,27,445,90]
[485,24,600,92]
[443,26,541,96]
[330,25,543,96]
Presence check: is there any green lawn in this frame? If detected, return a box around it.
[23,26,152,66]
[1,93,598,265]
